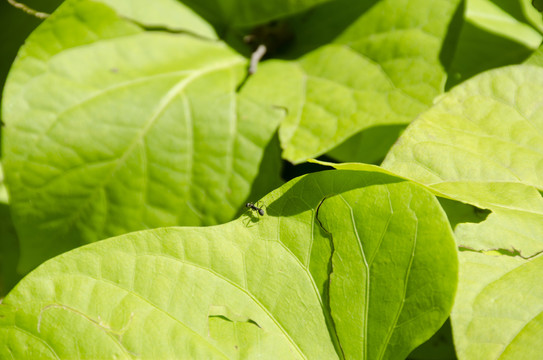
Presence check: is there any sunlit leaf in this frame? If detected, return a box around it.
[0,170,457,359]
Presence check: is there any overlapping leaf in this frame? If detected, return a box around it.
[1,0,282,272]
[326,125,406,165]
[446,0,541,88]
[525,41,543,67]
[383,65,543,252]
[0,170,457,359]
[243,0,462,163]
[467,0,541,48]
[178,0,334,27]
[97,0,218,38]
[451,251,543,359]
[381,64,543,359]
[0,0,63,112]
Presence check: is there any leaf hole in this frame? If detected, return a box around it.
[438,197,490,230]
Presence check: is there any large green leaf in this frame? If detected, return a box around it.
[382,65,543,255]
[0,170,458,359]
[451,251,543,359]
[383,65,543,185]
[243,0,462,164]
[381,64,543,359]
[1,0,282,272]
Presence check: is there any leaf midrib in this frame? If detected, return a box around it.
[31,58,245,239]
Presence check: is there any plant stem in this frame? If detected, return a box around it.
[6,0,49,19]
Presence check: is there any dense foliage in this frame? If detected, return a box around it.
[1,0,542,358]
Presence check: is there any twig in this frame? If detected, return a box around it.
[6,0,49,19]
[248,44,267,75]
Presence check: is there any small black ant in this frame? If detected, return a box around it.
[246,202,264,216]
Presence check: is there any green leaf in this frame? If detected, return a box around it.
[445,22,535,89]
[243,0,462,164]
[435,182,543,256]
[240,132,284,215]
[2,0,282,272]
[96,0,218,39]
[446,0,541,88]
[525,43,543,66]
[0,0,62,105]
[408,319,456,360]
[382,64,543,188]
[382,65,543,255]
[521,0,543,32]
[0,170,458,359]
[523,29,543,67]
[176,0,334,27]
[326,125,406,165]
[380,65,543,358]
[451,251,543,359]
[467,0,541,48]
[437,197,490,231]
